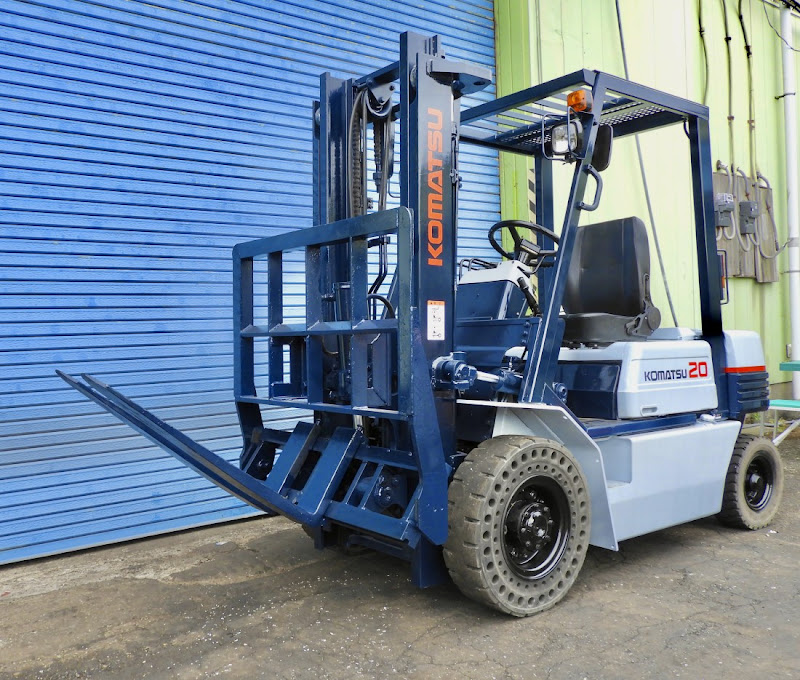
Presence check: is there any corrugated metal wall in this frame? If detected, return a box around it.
[0,0,499,563]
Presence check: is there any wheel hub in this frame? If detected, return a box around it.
[502,477,570,580]
[507,494,554,552]
[744,455,774,511]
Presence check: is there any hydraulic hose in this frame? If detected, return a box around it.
[347,89,366,218]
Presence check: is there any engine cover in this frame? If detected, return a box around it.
[558,340,718,419]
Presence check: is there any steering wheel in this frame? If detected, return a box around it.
[487,220,560,262]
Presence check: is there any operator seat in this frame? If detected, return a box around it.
[562,216,661,343]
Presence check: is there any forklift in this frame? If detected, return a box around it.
[60,33,783,616]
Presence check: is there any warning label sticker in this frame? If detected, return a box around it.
[427,300,445,341]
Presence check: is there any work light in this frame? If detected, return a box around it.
[551,120,582,155]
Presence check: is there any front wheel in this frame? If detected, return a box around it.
[444,436,590,616]
[718,434,784,530]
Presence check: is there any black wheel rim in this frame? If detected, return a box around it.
[502,476,570,580]
[744,453,775,512]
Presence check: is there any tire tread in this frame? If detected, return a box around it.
[444,435,589,616]
[718,434,784,530]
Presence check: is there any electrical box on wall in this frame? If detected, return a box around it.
[711,170,778,283]
[738,200,759,235]
[714,192,735,230]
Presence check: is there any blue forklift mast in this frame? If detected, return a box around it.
[60,32,778,615]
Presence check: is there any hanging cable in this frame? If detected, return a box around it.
[736,168,759,246]
[755,172,790,259]
[734,167,754,250]
[762,0,800,52]
[721,0,736,172]
[698,0,710,105]
[737,0,758,181]
[615,0,679,327]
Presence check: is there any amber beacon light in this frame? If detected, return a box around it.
[567,89,591,112]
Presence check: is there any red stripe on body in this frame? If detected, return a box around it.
[724,365,767,374]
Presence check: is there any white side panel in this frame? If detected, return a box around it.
[602,420,741,542]
[724,330,766,368]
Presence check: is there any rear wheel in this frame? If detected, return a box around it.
[718,434,784,530]
[444,436,590,616]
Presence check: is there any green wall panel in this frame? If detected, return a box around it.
[495,0,799,385]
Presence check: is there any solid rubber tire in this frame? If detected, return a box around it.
[717,434,784,530]
[443,435,590,617]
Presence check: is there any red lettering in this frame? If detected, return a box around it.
[689,361,708,378]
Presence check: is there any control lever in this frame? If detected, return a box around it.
[516,276,540,316]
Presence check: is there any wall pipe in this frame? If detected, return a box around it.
[781,6,800,398]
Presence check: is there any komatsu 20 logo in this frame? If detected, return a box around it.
[426,107,444,267]
[643,361,709,382]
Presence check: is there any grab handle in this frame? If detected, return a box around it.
[578,165,603,211]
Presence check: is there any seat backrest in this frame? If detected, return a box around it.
[563,216,650,316]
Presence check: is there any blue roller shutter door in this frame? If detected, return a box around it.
[0,0,499,564]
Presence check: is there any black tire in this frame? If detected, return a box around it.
[443,435,590,617]
[718,434,784,530]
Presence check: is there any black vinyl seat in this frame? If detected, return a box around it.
[562,216,661,344]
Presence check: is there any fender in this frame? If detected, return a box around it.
[458,400,618,550]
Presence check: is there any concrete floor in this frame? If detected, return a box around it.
[2,436,799,680]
